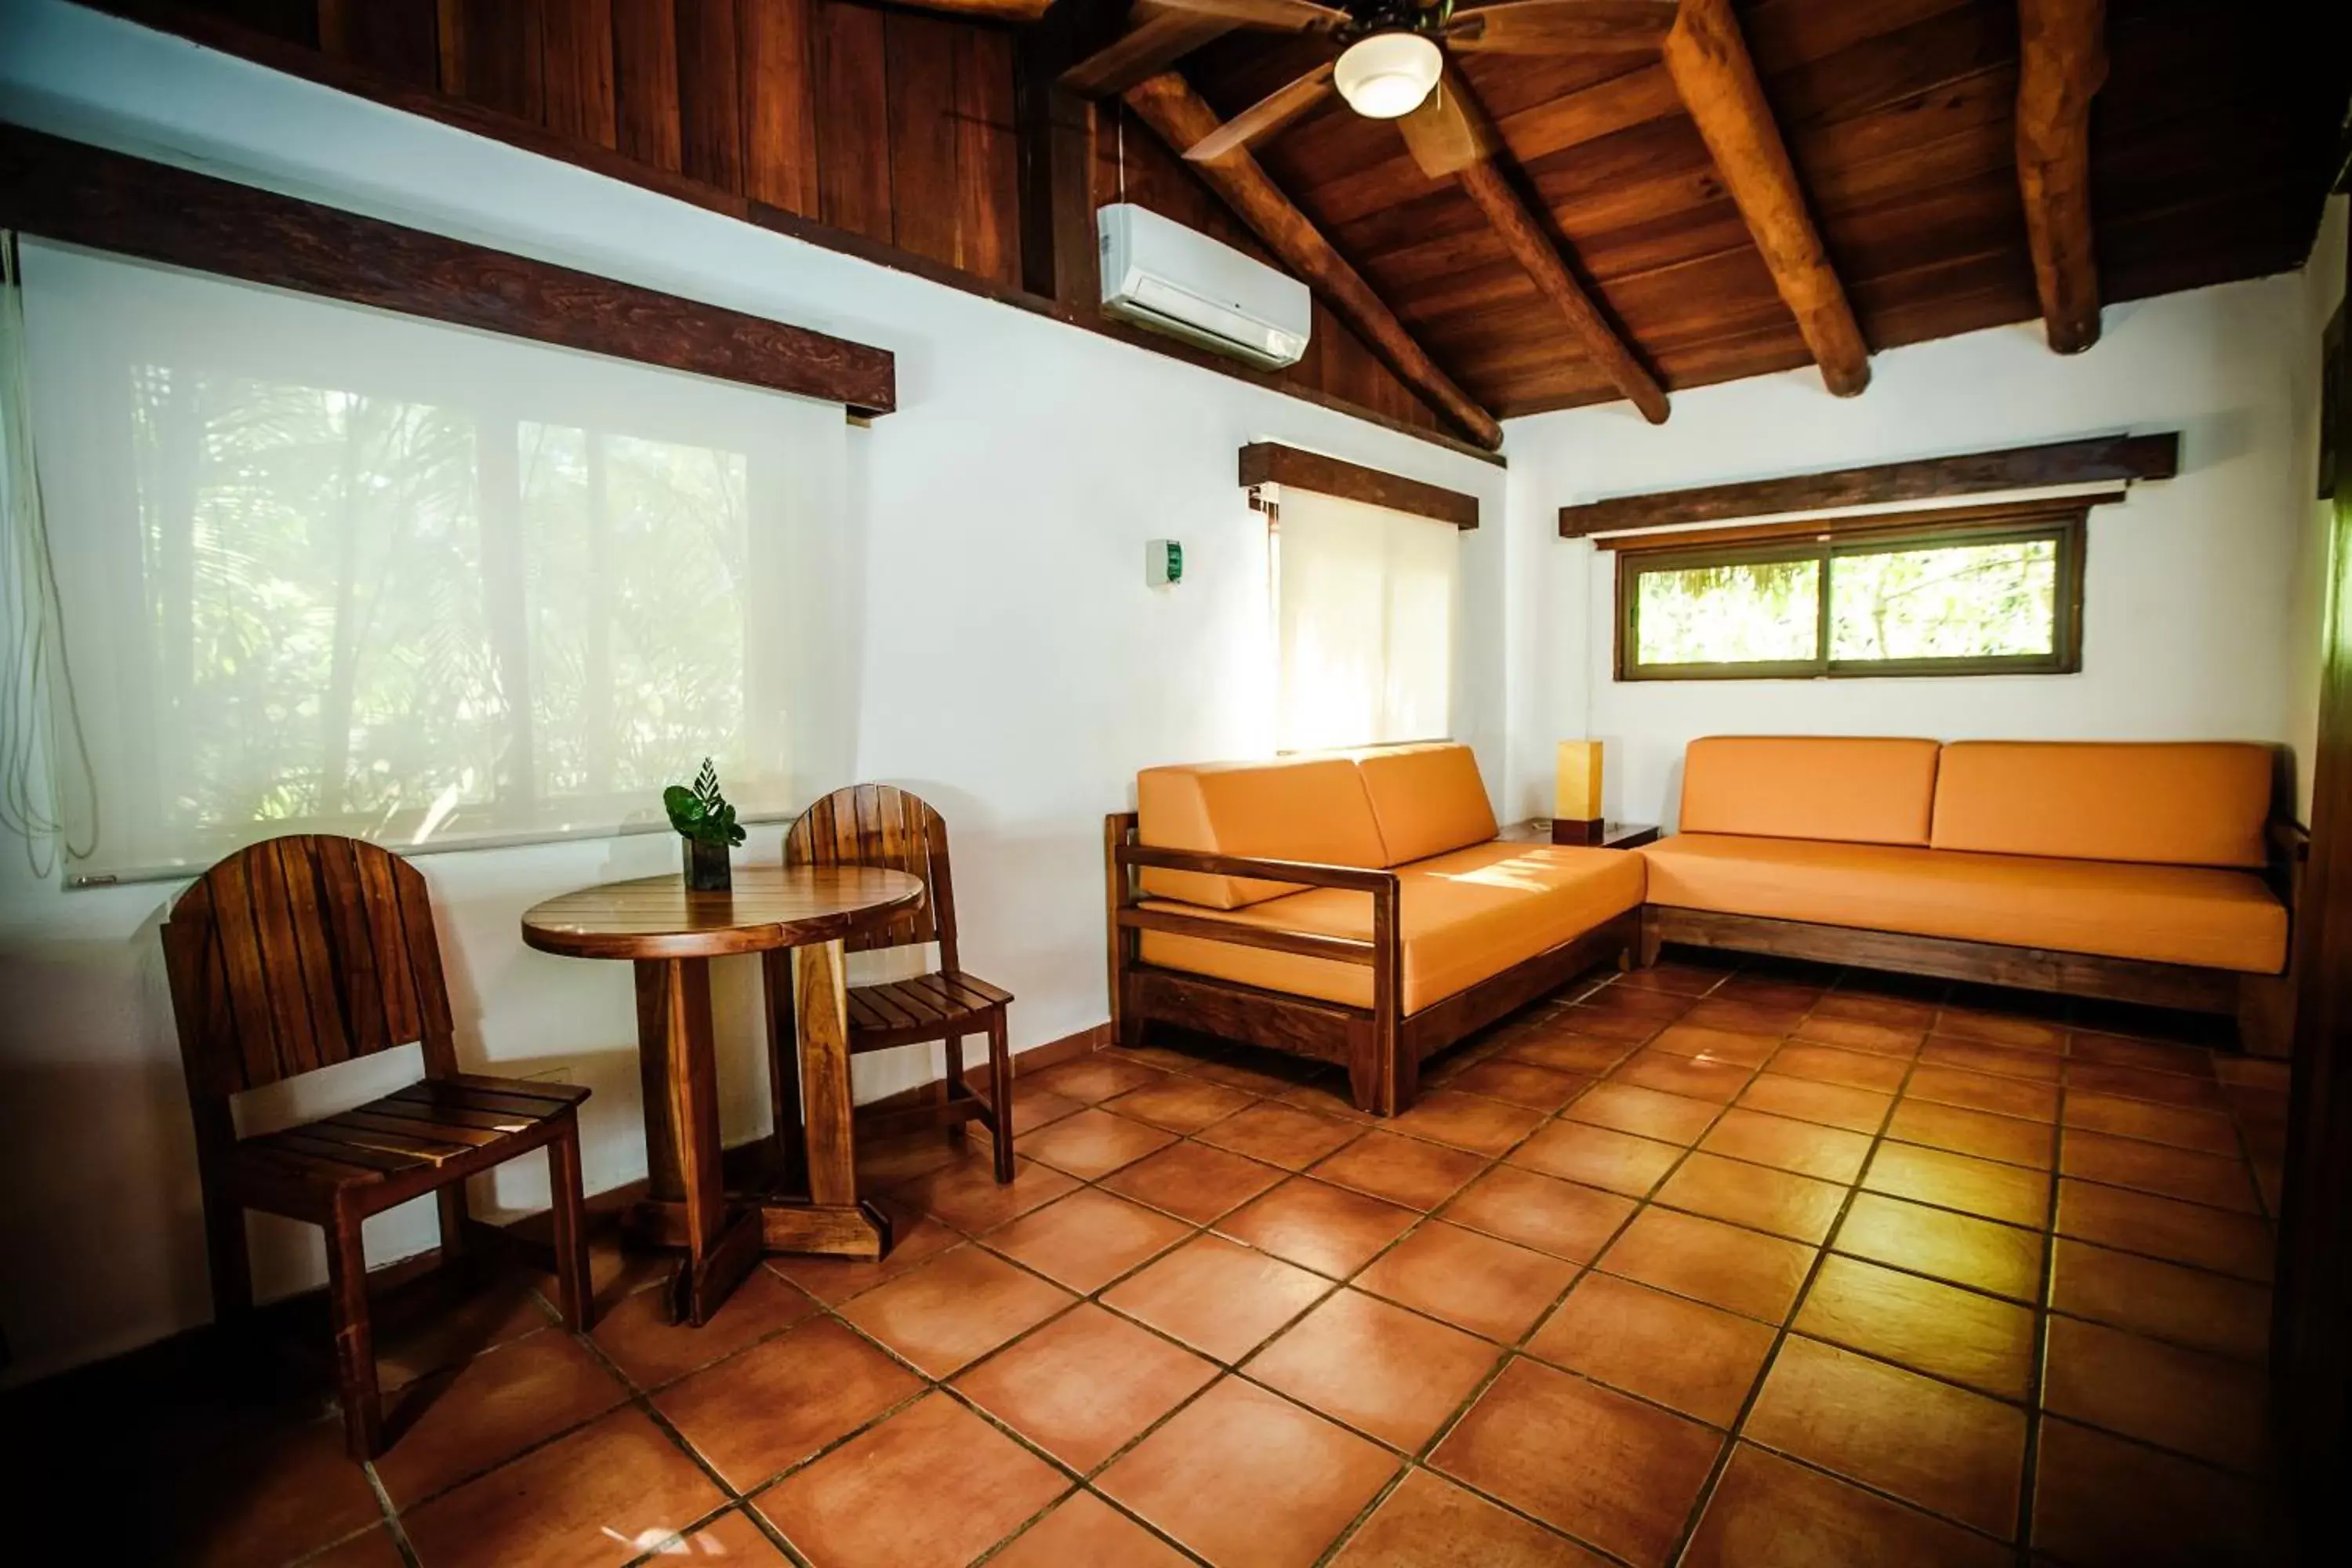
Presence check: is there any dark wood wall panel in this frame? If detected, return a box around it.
[611,0,683,171]
[673,0,742,191]
[540,0,617,148]
[742,0,819,217]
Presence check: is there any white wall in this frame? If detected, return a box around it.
[0,1,1508,1381]
[1502,259,2343,830]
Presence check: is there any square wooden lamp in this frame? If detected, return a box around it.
[1553,741,1606,846]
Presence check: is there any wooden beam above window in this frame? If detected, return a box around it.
[2017,0,2108,354]
[1593,493,2119,551]
[0,123,898,417]
[1559,433,2179,538]
[1240,442,1480,528]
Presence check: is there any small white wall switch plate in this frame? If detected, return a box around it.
[1145,539,1184,586]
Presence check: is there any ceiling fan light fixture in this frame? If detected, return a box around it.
[1334,29,1442,120]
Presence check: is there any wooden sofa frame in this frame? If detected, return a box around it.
[1105,813,1640,1112]
[1638,817,2310,1056]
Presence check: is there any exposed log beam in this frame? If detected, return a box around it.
[1062,7,1238,97]
[1434,70,1668,424]
[2016,0,2108,354]
[1661,0,1870,397]
[1122,71,1504,450]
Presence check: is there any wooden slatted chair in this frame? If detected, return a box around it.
[161,833,593,1461]
[776,786,1015,1183]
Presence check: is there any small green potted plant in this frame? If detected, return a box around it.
[664,757,745,892]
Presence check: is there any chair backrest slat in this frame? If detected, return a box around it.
[164,834,458,1098]
[782,785,956,964]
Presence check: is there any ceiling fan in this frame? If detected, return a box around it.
[1158,0,1677,175]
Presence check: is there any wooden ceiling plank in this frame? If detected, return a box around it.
[1120,71,1503,449]
[1402,69,1667,423]
[1558,433,2178,536]
[1661,0,1871,397]
[2016,0,2107,354]
[1062,9,1238,97]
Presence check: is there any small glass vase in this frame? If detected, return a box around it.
[682,837,731,892]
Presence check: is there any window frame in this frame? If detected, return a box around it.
[1613,507,2087,682]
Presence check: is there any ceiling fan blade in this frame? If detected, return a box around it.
[1186,64,1339,162]
[1145,0,1352,32]
[1443,0,1680,55]
[1396,78,1493,180]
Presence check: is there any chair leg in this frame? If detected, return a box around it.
[986,1008,1014,1185]
[323,1197,383,1461]
[942,1032,968,1149]
[200,1178,254,1337]
[436,1181,470,1267]
[546,1113,593,1333]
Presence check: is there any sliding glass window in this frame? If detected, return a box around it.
[1615,506,2085,681]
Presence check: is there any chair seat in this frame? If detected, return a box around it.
[235,1074,590,1189]
[847,971,1013,1047]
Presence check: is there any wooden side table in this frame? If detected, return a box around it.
[521,864,924,1325]
[1500,818,1661,851]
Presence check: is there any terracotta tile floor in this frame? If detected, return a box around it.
[8,952,2302,1565]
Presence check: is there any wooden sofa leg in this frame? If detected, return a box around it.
[546,1115,593,1333]
[1635,907,1665,968]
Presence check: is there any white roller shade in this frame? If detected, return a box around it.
[16,240,855,883]
[1273,485,1458,752]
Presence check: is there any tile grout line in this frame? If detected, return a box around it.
[1657,966,1951,1566]
[325,959,2267,1568]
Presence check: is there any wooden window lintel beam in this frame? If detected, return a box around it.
[1240,442,1480,528]
[0,123,897,416]
[1559,433,2179,537]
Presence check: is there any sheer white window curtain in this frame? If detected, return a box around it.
[1273,485,1459,752]
[15,240,855,883]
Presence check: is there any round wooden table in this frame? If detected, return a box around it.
[522,864,924,1325]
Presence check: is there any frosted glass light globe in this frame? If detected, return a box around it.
[1334,31,1442,121]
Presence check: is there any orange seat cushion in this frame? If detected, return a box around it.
[1347,742,1499,865]
[1642,833,2286,975]
[1137,756,1388,909]
[1138,841,1645,1012]
[1930,741,2275,869]
[1680,736,1943,845]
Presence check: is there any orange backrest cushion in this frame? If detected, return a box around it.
[1679,736,1943,845]
[1347,742,1499,866]
[1136,756,1390,909]
[1929,741,2275,868]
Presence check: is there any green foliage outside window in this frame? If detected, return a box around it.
[1618,516,2080,680]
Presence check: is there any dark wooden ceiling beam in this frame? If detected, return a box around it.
[1121,71,1504,450]
[1438,70,1669,425]
[2016,0,2108,353]
[1661,0,1872,397]
[1558,432,2179,536]
[1062,8,1239,97]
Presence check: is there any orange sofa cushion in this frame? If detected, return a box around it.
[1137,756,1388,910]
[1138,841,1646,1012]
[1348,742,1499,866]
[1680,736,1943,845]
[1930,741,2274,869]
[1642,833,2286,975]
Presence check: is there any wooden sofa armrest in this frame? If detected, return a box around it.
[1114,842,1399,894]
[1106,823,1402,973]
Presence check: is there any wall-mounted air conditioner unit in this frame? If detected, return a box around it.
[1098,201,1312,370]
